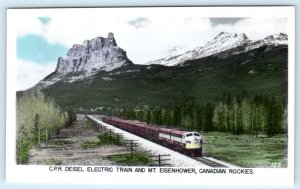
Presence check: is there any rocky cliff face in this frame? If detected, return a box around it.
[56,32,132,74]
[37,33,132,88]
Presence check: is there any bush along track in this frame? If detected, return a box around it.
[107,151,153,166]
[81,124,124,149]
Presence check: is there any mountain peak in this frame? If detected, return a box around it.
[200,32,250,57]
[55,32,131,75]
[264,33,288,42]
[107,32,115,39]
[36,33,133,88]
[145,32,287,67]
[210,32,248,44]
[215,31,234,37]
[145,32,251,66]
[214,32,247,39]
[244,33,288,51]
[240,33,248,39]
[106,32,117,46]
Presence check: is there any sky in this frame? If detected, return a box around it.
[10,7,288,91]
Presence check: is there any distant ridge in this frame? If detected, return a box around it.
[146,32,288,66]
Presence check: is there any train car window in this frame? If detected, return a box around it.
[194,133,200,136]
[186,133,193,137]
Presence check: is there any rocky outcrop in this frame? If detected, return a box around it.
[35,33,132,89]
[55,32,132,74]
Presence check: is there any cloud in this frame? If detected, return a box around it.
[38,16,52,33]
[128,17,151,29]
[38,16,51,25]
[210,17,288,41]
[17,59,57,91]
[9,8,288,90]
[17,34,68,63]
[209,18,247,26]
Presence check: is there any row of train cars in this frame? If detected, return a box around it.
[101,116,203,157]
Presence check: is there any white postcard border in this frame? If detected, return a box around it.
[6,6,295,186]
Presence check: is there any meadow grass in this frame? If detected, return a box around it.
[85,119,98,130]
[202,132,287,168]
[40,158,62,165]
[81,132,124,149]
[108,151,153,166]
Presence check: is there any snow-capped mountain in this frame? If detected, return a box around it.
[146,32,288,66]
[245,33,288,52]
[37,32,132,88]
[35,32,287,89]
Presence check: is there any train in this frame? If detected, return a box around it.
[101,116,203,157]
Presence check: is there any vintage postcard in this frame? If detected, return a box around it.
[6,6,295,185]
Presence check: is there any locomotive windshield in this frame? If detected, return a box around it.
[186,132,200,137]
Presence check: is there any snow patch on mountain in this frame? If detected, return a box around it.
[195,32,250,59]
[145,32,288,66]
[101,77,113,81]
[245,33,288,52]
[146,32,250,66]
[68,75,86,83]
[109,69,140,76]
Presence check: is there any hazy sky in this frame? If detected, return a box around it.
[10,7,288,90]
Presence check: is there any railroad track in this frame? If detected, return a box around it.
[192,156,228,168]
[89,115,231,168]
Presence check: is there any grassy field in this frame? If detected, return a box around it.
[202,132,287,168]
[81,119,124,149]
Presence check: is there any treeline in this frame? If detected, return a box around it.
[16,90,75,164]
[211,94,285,136]
[97,92,285,137]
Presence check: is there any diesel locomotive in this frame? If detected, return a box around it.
[102,117,203,157]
